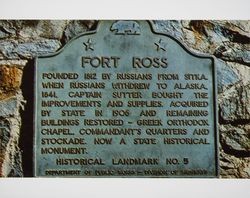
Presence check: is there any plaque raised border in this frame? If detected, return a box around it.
[34,20,219,177]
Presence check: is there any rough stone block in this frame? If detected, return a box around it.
[216,59,240,93]
[219,82,250,122]
[0,66,22,90]
[220,125,250,153]
[0,39,61,59]
[63,20,96,43]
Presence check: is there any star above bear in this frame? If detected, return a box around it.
[83,38,95,51]
[154,39,167,51]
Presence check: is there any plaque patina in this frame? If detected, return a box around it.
[34,20,218,177]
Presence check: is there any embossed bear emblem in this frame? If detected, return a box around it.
[110,21,141,35]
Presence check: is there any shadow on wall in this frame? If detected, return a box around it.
[19,59,35,177]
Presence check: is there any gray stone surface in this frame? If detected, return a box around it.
[214,42,250,66]
[0,95,25,117]
[220,125,250,153]
[0,117,23,177]
[63,20,96,43]
[0,29,9,39]
[219,82,250,122]
[18,20,67,40]
[216,59,240,93]
[220,148,250,178]
[0,20,67,40]
[0,39,61,59]
[0,92,25,177]
[153,20,184,41]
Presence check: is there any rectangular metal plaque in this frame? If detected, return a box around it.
[34,20,218,177]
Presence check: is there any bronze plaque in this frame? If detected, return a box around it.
[34,20,218,177]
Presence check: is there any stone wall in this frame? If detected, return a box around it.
[0,20,249,178]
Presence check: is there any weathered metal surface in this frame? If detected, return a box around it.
[34,20,218,177]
